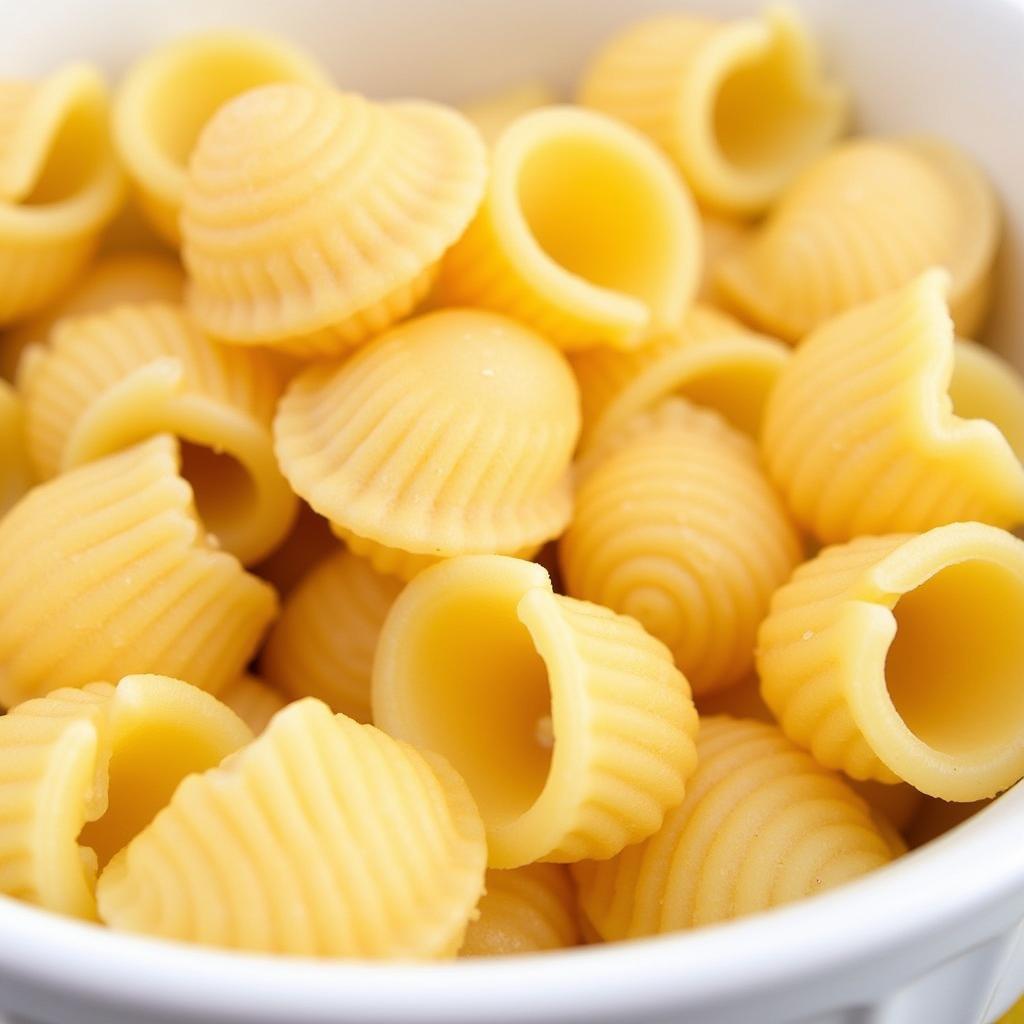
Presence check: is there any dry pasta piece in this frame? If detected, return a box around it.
[0,435,277,707]
[183,83,487,357]
[275,310,579,570]
[460,865,580,957]
[217,673,287,735]
[261,549,402,722]
[20,302,296,564]
[97,698,486,959]
[0,64,123,326]
[461,82,556,145]
[0,674,250,920]
[716,139,1000,342]
[436,106,701,351]
[373,555,699,868]
[0,380,31,517]
[573,716,895,937]
[698,215,749,302]
[562,400,802,696]
[578,5,846,216]
[756,523,1024,799]
[113,31,328,245]
[253,501,339,599]
[761,272,1024,541]
[949,338,1024,462]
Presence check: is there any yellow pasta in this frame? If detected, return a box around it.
[716,138,1000,342]
[756,523,1024,799]
[97,698,487,959]
[761,272,1024,542]
[573,716,896,938]
[698,215,749,302]
[578,5,847,215]
[261,549,402,722]
[0,674,250,919]
[949,338,1024,461]
[0,435,277,707]
[0,380,31,516]
[562,400,802,696]
[113,31,329,245]
[460,865,579,957]
[182,83,487,357]
[436,106,701,351]
[373,555,699,868]
[253,501,339,599]
[275,310,579,570]
[461,82,556,145]
[217,673,287,735]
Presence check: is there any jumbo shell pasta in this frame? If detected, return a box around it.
[578,5,847,215]
[20,301,296,564]
[217,673,287,735]
[373,555,699,868]
[761,271,1024,542]
[0,435,277,707]
[0,380,31,516]
[574,716,896,938]
[97,699,487,959]
[757,523,1024,799]
[182,83,488,356]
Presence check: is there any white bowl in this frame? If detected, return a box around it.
[2,1,1024,1022]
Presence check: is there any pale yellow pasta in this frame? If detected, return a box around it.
[275,310,579,570]
[261,549,402,722]
[436,106,701,351]
[562,400,802,696]
[216,673,287,735]
[0,435,277,707]
[698,215,749,301]
[578,5,847,215]
[461,82,556,145]
[573,716,896,938]
[761,272,1024,542]
[113,31,329,245]
[97,698,487,959]
[0,674,250,919]
[756,523,1024,799]
[183,83,487,356]
[253,501,339,598]
[0,380,31,516]
[373,555,699,869]
[949,338,1024,461]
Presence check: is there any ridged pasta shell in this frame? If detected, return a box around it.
[0,380,31,516]
[562,399,803,696]
[578,5,847,215]
[19,302,296,564]
[261,549,402,723]
[217,673,288,735]
[275,310,579,563]
[573,716,895,937]
[373,555,699,868]
[97,699,487,959]
[756,522,1024,799]
[0,674,250,919]
[253,501,338,599]
[0,435,277,707]
[182,84,488,356]
[436,106,701,351]
[761,271,1024,541]
[461,82,556,146]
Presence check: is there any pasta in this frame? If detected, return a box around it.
[561,399,802,696]
[698,215,749,302]
[461,82,556,145]
[761,271,1024,542]
[435,106,701,351]
[949,338,1024,461]
[217,673,288,735]
[756,522,1024,799]
[372,555,699,868]
[274,310,579,572]
[578,5,847,215]
[97,698,487,959]
[573,716,896,938]
[253,501,339,598]
[182,83,488,357]
[112,31,329,244]
[0,435,277,707]
[0,380,31,517]
[19,301,296,564]
[0,674,250,919]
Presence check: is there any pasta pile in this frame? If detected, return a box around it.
[0,6,1020,963]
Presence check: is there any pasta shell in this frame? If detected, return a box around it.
[20,302,296,564]
[436,106,701,351]
[461,82,556,146]
[275,310,579,564]
[949,338,1024,462]
[97,699,487,959]
[578,5,847,215]
[113,31,329,245]
[217,673,288,735]
[761,271,1024,541]
[373,555,699,868]
[0,674,250,919]
[182,84,487,356]
[0,380,31,517]
[253,501,339,599]
[573,716,895,937]
[0,435,277,707]
[756,522,1024,799]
